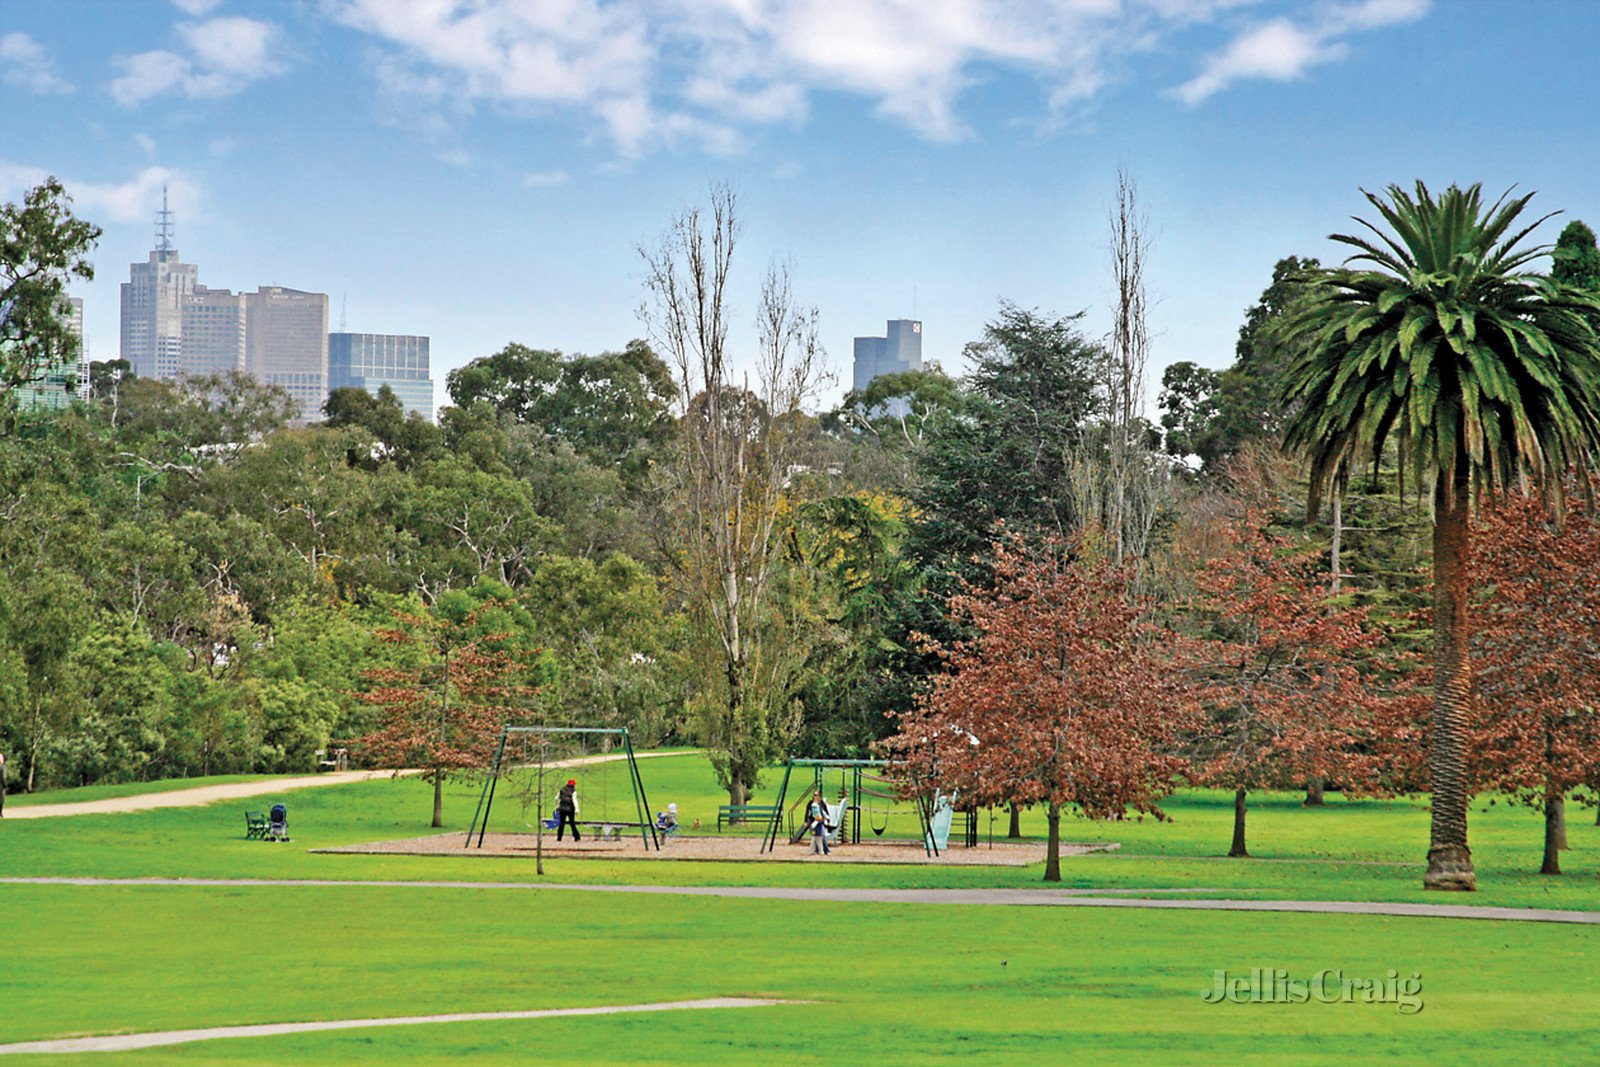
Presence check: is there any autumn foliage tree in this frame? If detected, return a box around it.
[1177,511,1393,857]
[356,589,542,827]
[886,537,1189,882]
[1469,483,1600,875]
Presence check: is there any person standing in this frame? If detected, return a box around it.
[556,778,581,841]
[809,791,830,856]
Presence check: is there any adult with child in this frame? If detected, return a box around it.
[556,778,581,841]
[808,790,831,856]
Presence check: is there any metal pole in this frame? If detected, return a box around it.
[762,761,794,854]
[470,729,509,848]
[623,730,658,850]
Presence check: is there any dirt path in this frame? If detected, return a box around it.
[0,998,799,1056]
[4,753,675,820]
[5,876,1594,925]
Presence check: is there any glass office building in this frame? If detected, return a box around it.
[327,332,434,421]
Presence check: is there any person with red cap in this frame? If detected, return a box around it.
[556,777,580,841]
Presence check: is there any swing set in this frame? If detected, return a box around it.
[464,726,660,850]
[761,758,950,856]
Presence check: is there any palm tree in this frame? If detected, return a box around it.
[1274,182,1600,891]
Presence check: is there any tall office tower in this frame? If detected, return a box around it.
[851,318,922,393]
[327,332,434,421]
[180,285,248,377]
[70,297,88,400]
[246,286,329,420]
[120,189,197,380]
[16,296,84,411]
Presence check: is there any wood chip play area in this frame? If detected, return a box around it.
[317,832,1117,865]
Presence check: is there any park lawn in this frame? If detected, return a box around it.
[0,881,1596,1064]
[1,754,1596,910]
[3,774,277,808]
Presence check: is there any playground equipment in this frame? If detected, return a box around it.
[761,759,940,856]
[464,726,660,851]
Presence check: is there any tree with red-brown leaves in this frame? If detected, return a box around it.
[1176,511,1394,857]
[1469,483,1600,875]
[356,587,543,827]
[885,537,1190,883]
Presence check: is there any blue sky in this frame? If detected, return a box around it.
[2,0,1596,414]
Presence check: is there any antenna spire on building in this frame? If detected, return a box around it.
[339,292,348,332]
[155,185,174,252]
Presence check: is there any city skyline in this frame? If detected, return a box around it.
[2,1,1595,416]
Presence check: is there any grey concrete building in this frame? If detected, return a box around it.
[327,332,434,421]
[180,285,248,377]
[17,296,84,411]
[246,286,329,420]
[851,318,922,393]
[120,247,197,380]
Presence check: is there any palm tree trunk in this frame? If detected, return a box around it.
[1229,786,1249,857]
[1424,467,1476,891]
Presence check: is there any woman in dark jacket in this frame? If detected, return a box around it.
[556,778,580,841]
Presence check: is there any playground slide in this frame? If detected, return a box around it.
[925,795,954,851]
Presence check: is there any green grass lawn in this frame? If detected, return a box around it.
[2,753,1595,909]
[2,753,1597,1062]
[0,882,1595,1064]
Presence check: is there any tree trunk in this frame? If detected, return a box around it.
[432,769,444,829]
[728,780,748,806]
[1008,803,1022,839]
[1043,802,1062,882]
[1304,776,1326,806]
[1541,787,1564,876]
[1229,786,1249,857]
[1424,466,1476,891]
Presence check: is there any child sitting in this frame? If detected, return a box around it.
[655,802,680,836]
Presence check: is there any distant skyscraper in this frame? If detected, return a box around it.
[246,286,329,420]
[328,333,434,421]
[852,318,922,393]
[17,296,84,411]
[180,285,248,377]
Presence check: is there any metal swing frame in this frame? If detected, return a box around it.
[759,758,938,857]
[465,726,660,851]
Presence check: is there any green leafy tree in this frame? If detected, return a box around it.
[1274,181,1600,891]
[0,178,101,426]
[1552,220,1600,293]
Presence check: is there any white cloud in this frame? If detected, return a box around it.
[522,169,571,188]
[170,0,223,14]
[134,133,158,157]
[0,159,202,227]
[327,0,1433,151]
[1175,0,1430,104]
[110,15,287,106]
[0,32,72,94]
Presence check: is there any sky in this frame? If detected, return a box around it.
[2,0,1596,416]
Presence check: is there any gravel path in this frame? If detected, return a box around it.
[3,753,674,819]
[0,998,799,1056]
[5,876,1594,924]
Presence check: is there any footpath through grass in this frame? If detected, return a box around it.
[2,753,1596,910]
[2,774,276,808]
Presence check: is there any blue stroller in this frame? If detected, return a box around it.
[267,802,290,842]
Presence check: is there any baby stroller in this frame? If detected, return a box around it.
[267,802,290,842]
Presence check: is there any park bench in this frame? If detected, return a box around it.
[717,803,778,831]
[244,810,268,840]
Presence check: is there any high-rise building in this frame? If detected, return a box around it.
[852,318,922,393]
[121,252,197,381]
[328,332,434,421]
[16,296,84,411]
[180,285,248,377]
[246,287,329,420]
